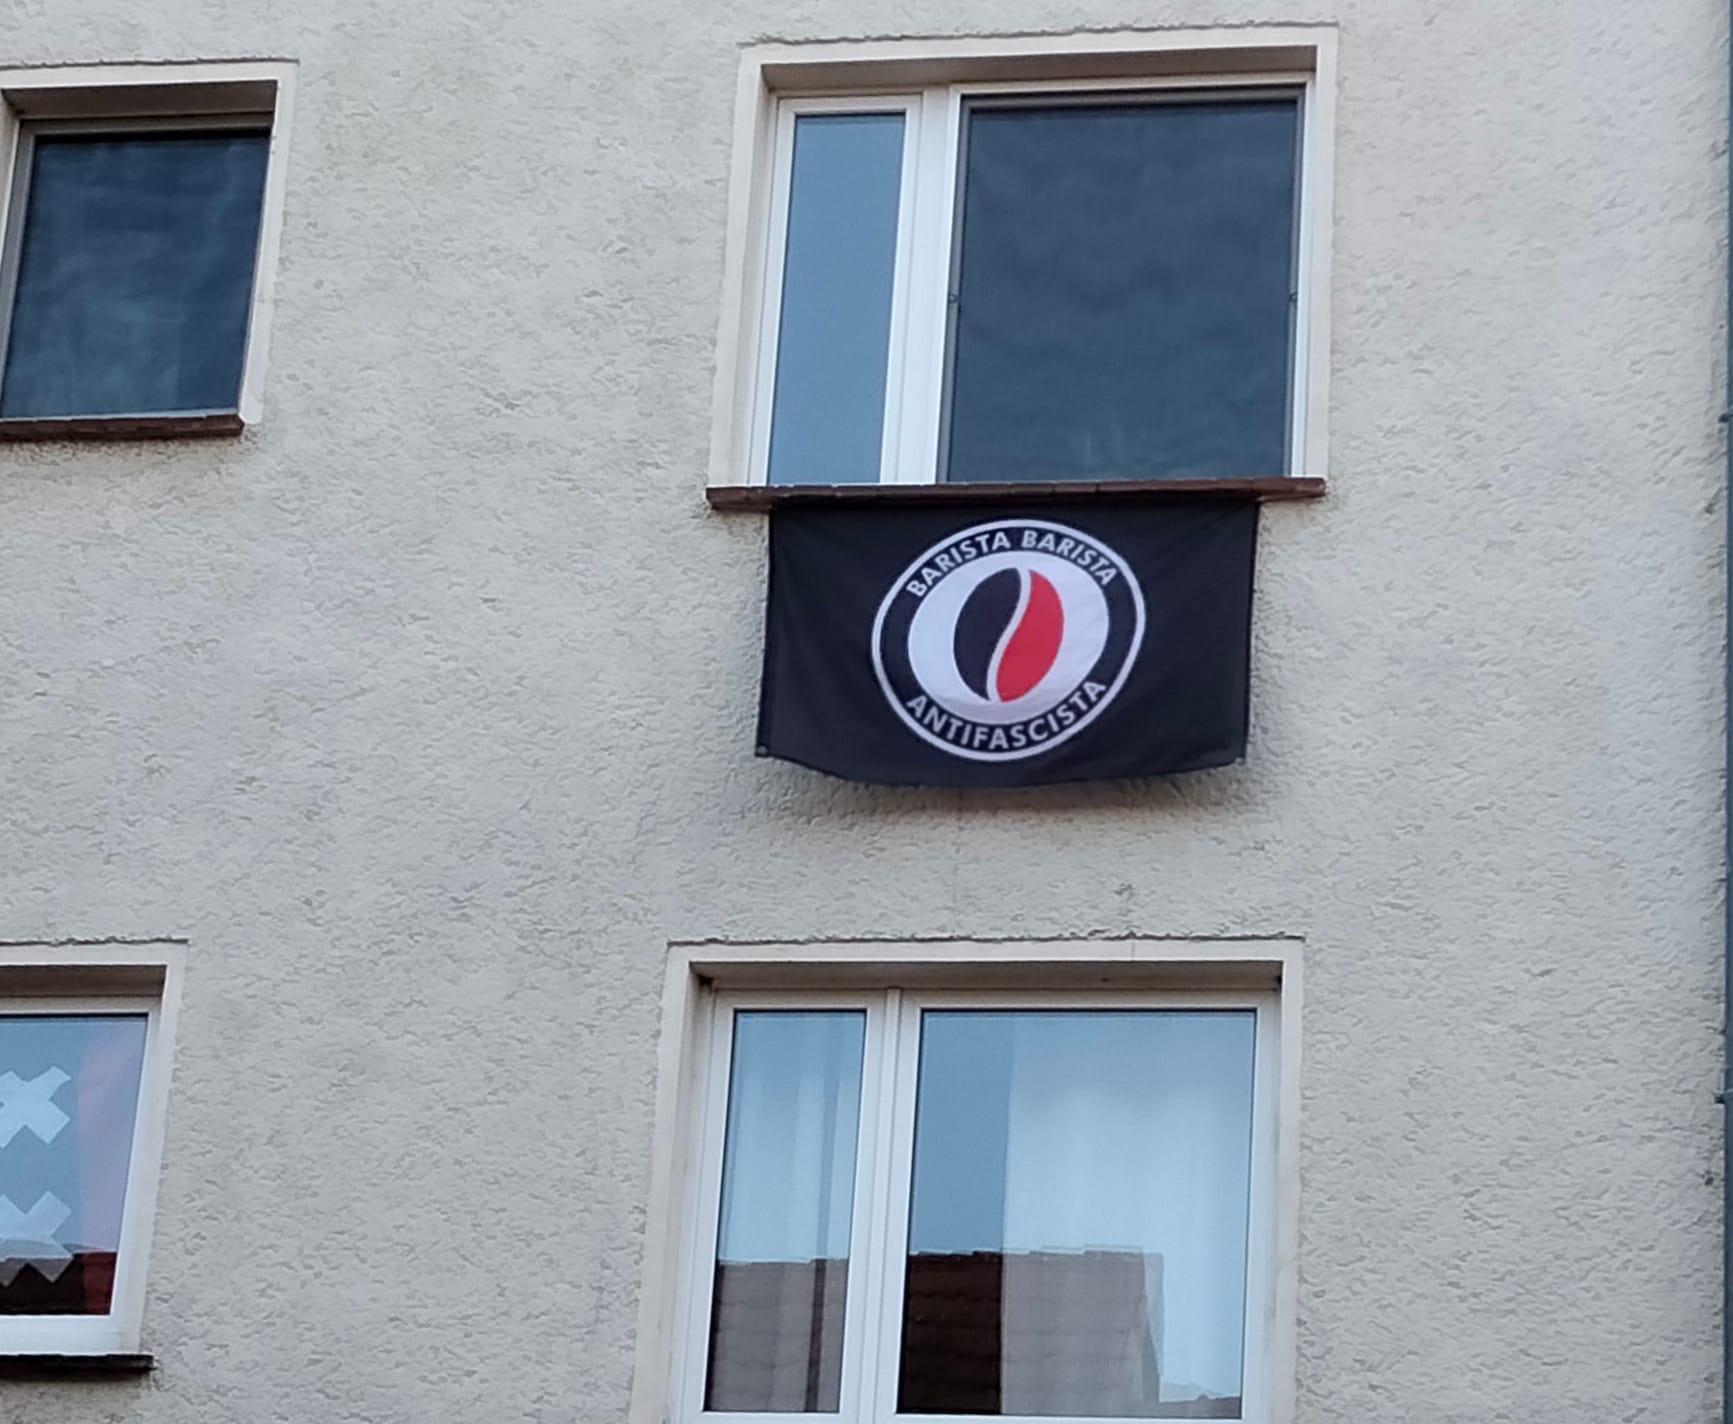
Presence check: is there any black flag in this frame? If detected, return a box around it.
[756,498,1259,787]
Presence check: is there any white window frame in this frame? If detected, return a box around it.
[0,946,184,1356]
[749,95,925,489]
[0,60,297,426]
[668,982,1283,1424]
[707,30,1337,493]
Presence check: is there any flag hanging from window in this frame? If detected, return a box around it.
[755,499,1259,787]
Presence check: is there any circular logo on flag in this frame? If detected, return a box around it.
[871,519,1146,762]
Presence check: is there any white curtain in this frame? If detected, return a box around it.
[716,1012,862,1267]
[921,1011,1255,1414]
[707,1012,864,1413]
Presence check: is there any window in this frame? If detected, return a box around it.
[712,33,1333,492]
[0,973,177,1357]
[674,990,1278,1424]
[0,63,294,431]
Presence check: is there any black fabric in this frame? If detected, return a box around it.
[756,500,1258,788]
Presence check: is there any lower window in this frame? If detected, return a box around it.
[677,990,1277,1424]
[0,992,172,1355]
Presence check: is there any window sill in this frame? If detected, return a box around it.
[0,413,245,442]
[0,1353,155,1377]
[706,476,1326,511]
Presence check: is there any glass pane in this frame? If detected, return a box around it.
[945,99,1299,484]
[0,1015,148,1316]
[706,1011,867,1412]
[901,1011,1256,1418]
[766,113,904,486]
[1,130,271,418]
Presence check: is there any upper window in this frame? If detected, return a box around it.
[0,981,176,1357]
[722,36,1331,492]
[0,63,294,431]
[674,989,1277,1424]
[710,33,1330,491]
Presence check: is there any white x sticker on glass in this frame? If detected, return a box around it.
[0,1191,72,1284]
[0,1067,71,1148]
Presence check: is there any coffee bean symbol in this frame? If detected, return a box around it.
[953,567,1065,703]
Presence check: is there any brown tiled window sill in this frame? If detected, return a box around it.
[0,413,244,442]
[706,476,1327,511]
[0,1353,155,1377]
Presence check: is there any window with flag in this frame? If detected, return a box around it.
[731,53,1326,490]
[674,990,1279,1424]
[0,994,171,1356]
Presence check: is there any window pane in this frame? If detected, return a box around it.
[945,99,1299,484]
[1,130,270,418]
[706,1011,866,1412]
[766,113,904,486]
[0,1015,148,1316]
[901,1011,1256,1418]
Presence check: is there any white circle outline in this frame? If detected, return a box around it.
[870,518,1148,763]
[905,550,1112,726]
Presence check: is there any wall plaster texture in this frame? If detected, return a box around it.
[0,1,1726,1421]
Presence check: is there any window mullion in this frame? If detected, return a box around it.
[850,990,895,1424]
[885,87,958,486]
[861,989,920,1423]
[872,105,921,487]
[836,993,888,1422]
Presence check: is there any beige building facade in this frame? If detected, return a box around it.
[0,3,1726,1423]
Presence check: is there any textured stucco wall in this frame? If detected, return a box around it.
[0,1,1726,1421]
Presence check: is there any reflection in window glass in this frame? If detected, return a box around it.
[0,1015,148,1316]
[1,131,271,418]
[706,1011,866,1412]
[900,1011,1256,1418]
[766,113,904,486]
[946,99,1299,484]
